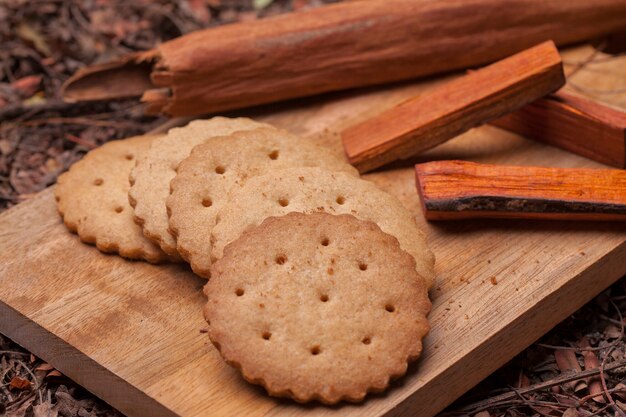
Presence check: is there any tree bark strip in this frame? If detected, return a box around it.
[61,0,626,117]
[415,160,626,221]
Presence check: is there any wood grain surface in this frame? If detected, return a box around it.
[342,42,565,172]
[61,0,626,117]
[491,91,626,168]
[2,45,626,417]
[415,161,626,220]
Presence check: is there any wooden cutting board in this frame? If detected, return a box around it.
[1,45,626,417]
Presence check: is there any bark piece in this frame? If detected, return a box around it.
[555,349,586,392]
[415,160,626,221]
[62,0,626,117]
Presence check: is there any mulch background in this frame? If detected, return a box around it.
[1,1,626,416]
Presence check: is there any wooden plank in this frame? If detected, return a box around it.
[1,45,626,417]
[490,91,626,168]
[0,193,275,417]
[415,161,626,221]
[341,41,565,173]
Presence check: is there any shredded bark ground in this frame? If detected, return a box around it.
[1,1,626,416]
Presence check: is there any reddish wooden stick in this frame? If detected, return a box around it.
[342,41,565,173]
[490,92,626,168]
[415,160,626,221]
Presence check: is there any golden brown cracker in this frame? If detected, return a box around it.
[205,212,431,404]
[55,135,171,263]
[128,117,271,258]
[211,167,435,288]
[167,127,357,277]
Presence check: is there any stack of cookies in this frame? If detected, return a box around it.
[55,117,435,404]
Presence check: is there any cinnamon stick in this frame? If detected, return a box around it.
[490,92,626,168]
[61,0,626,117]
[342,42,565,173]
[415,161,626,221]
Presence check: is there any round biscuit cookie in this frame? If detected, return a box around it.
[211,167,435,288]
[167,126,358,277]
[128,117,271,258]
[55,135,171,263]
[205,212,431,404]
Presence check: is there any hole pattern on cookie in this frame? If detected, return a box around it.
[262,332,272,340]
[275,255,287,265]
[115,206,124,213]
[385,304,395,313]
[202,198,213,208]
[94,178,103,186]
[215,166,226,174]
[204,212,433,404]
[278,198,289,207]
[268,150,279,160]
[336,196,346,205]
[125,154,134,161]
[235,288,245,296]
